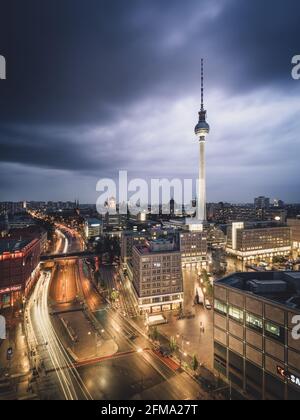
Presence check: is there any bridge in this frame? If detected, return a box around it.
[40,251,97,262]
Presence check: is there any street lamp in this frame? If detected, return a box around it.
[176,334,190,367]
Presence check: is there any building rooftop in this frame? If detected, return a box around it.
[0,239,32,254]
[232,222,287,231]
[86,218,102,226]
[135,239,179,255]
[216,271,300,311]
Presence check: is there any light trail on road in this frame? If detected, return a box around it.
[103,307,175,383]
[54,229,69,254]
[26,271,93,400]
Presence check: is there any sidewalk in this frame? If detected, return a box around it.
[0,312,32,400]
[157,306,214,370]
[53,310,118,362]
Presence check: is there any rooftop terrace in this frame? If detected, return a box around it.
[217,271,300,311]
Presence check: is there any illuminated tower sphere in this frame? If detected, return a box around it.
[194,59,210,223]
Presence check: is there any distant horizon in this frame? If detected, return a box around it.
[1,199,300,206]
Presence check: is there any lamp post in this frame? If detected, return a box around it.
[176,334,190,367]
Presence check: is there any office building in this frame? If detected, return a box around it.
[104,213,127,231]
[121,231,147,266]
[255,196,270,210]
[0,238,41,307]
[226,222,291,261]
[214,271,300,400]
[132,239,183,314]
[287,218,300,252]
[179,230,208,268]
[85,218,103,239]
[8,226,48,254]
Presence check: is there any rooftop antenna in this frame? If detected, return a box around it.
[201,58,204,111]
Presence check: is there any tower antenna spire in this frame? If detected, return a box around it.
[201,58,204,111]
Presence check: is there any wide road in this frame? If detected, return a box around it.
[25,225,93,399]
[27,223,207,400]
[78,260,103,312]
[53,229,69,254]
[25,271,92,400]
[50,226,83,306]
[50,260,79,305]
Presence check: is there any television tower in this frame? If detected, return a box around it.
[194,59,210,222]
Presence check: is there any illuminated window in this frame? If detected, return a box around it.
[265,322,280,337]
[229,306,244,323]
[214,299,227,315]
[246,313,263,331]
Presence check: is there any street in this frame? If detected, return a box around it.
[19,225,211,400]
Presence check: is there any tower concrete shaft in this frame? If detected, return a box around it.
[198,138,206,222]
[194,59,210,223]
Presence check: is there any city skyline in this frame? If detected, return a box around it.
[1,1,300,403]
[0,0,300,203]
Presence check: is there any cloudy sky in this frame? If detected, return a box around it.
[0,0,299,203]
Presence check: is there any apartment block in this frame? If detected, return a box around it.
[132,239,183,314]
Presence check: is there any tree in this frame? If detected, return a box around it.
[202,269,213,298]
[169,336,178,353]
[111,289,119,301]
[191,354,199,372]
[150,327,159,342]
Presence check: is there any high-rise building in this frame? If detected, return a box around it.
[179,230,208,269]
[0,238,41,307]
[84,218,103,239]
[214,271,300,400]
[121,231,147,266]
[255,196,270,210]
[132,239,184,315]
[287,218,300,252]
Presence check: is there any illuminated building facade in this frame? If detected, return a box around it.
[84,218,103,239]
[179,230,208,268]
[132,240,183,314]
[0,238,41,307]
[214,271,300,400]
[287,218,300,252]
[226,222,291,261]
[121,231,147,266]
[254,196,270,210]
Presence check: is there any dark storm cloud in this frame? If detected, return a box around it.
[1,0,298,125]
[0,0,299,200]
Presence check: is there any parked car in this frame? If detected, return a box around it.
[205,299,212,310]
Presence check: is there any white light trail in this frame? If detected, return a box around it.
[26,273,92,400]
